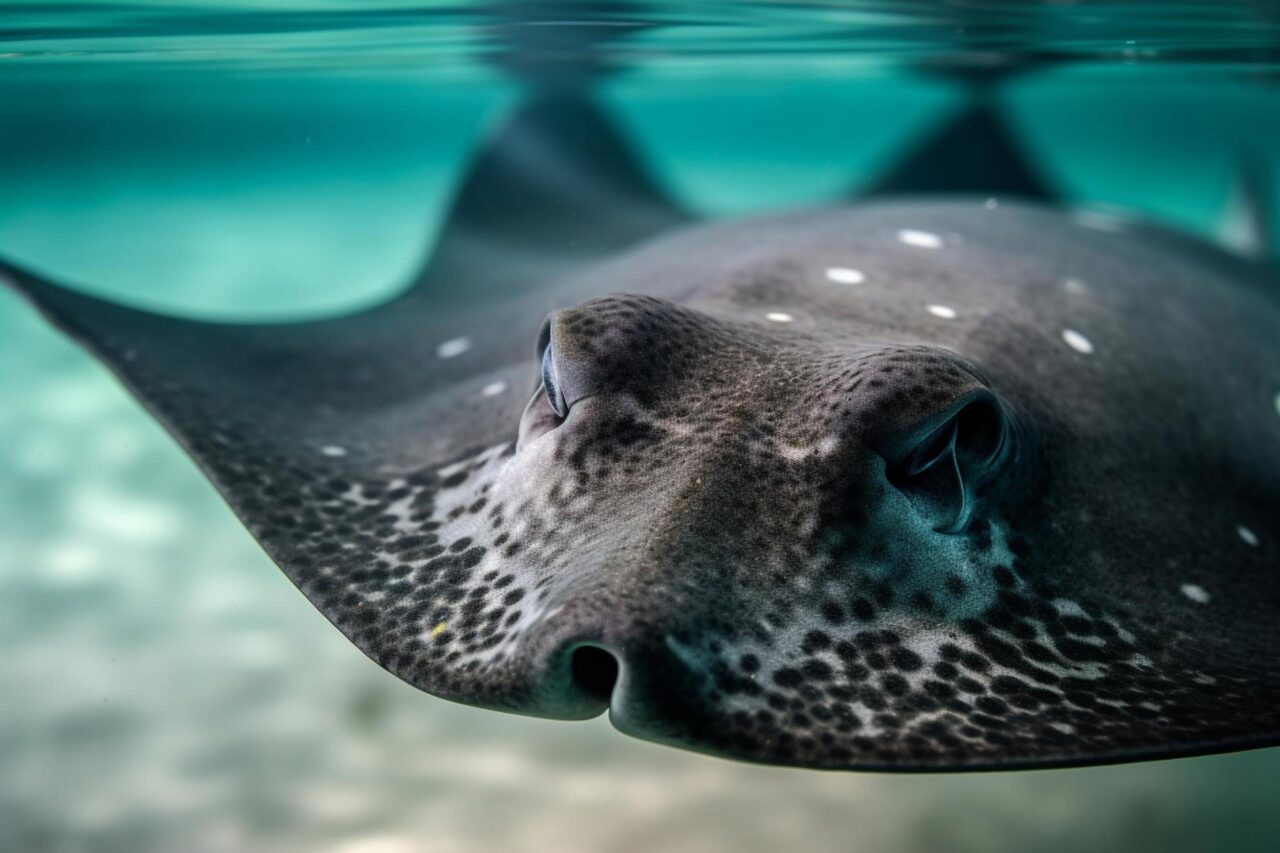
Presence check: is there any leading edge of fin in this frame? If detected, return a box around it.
[856,93,1059,204]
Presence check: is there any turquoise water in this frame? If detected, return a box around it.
[2,3,1280,852]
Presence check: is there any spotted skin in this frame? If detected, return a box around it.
[4,81,1280,776]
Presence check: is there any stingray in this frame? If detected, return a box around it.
[3,82,1279,772]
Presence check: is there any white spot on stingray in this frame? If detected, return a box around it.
[1238,525,1259,547]
[927,304,957,319]
[765,312,794,323]
[1274,392,1280,419]
[1062,329,1094,354]
[825,266,865,285]
[436,336,471,359]
[481,381,507,397]
[1063,277,1088,295]
[984,197,998,210]
[320,445,347,457]
[898,229,944,249]
[1181,584,1210,604]
[436,457,469,479]
[1052,598,1090,619]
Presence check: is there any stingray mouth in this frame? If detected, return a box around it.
[535,632,727,750]
[536,641,622,719]
[526,619,722,738]
[569,644,622,709]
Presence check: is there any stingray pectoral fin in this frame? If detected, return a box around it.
[404,88,692,307]
[0,255,530,467]
[0,253,544,690]
[856,96,1058,202]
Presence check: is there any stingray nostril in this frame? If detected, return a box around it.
[885,391,1014,533]
[569,644,621,706]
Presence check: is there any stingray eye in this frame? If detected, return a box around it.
[541,341,568,418]
[886,394,1010,534]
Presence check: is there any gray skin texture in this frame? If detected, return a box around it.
[3,95,1279,771]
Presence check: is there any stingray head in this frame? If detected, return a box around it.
[416,292,1042,763]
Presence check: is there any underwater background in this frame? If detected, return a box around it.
[2,2,1280,851]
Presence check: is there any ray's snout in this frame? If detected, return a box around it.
[521,615,720,750]
[486,293,1037,753]
[507,638,622,720]
[518,616,696,729]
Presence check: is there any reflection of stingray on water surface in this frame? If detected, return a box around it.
[3,41,1280,771]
